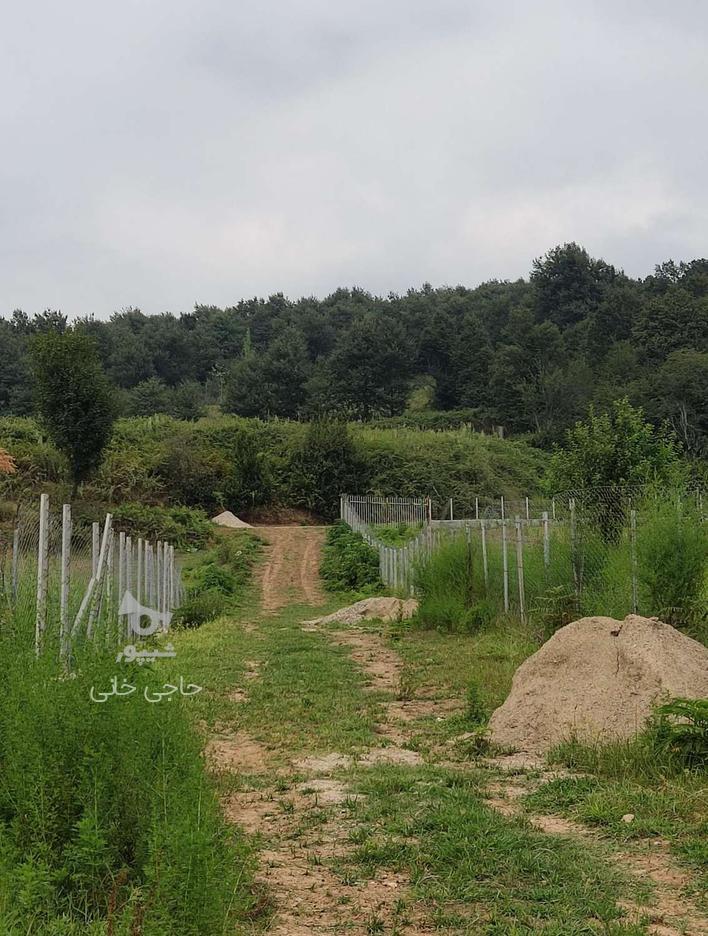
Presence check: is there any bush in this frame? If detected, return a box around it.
[414,535,491,633]
[374,521,422,546]
[636,496,707,632]
[320,522,382,593]
[175,530,263,628]
[651,698,708,771]
[172,590,230,629]
[287,419,364,520]
[111,502,213,549]
[0,624,257,932]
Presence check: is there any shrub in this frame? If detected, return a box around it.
[172,590,229,629]
[374,521,423,546]
[0,626,257,932]
[111,502,213,549]
[651,698,708,771]
[287,419,364,520]
[189,561,237,596]
[414,535,488,633]
[176,530,263,628]
[320,522,382,593]
[636,496,707,631]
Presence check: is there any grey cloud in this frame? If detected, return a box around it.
[1,0,707,317]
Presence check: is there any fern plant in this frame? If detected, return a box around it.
[652,698,708,770]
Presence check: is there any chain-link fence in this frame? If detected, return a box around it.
[342,488,706,627]
[0,495,185,665]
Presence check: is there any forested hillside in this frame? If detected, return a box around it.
[2,243,706,454]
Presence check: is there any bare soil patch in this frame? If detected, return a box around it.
[329,628,403,693]
[255,526,327,613]
[205,731,271,773]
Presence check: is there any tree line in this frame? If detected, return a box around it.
[1,243,706,455]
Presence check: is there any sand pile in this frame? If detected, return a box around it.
[306,597,418,627]
[489,615,708,753]
[212,510,252,529]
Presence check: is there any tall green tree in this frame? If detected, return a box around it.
[548,398,684,492]
[30,332,116,492]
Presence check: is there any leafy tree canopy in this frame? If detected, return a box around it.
[29,331,116,491]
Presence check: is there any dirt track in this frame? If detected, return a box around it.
[254,525,327,612]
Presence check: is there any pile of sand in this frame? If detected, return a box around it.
[306,597,418,627]
[489,615,708,754]
[212,510,252,529]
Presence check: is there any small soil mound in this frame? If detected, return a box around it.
[306,597,418,627]
[212,510,252,528]
[489,615,708,754]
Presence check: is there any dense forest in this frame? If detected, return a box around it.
[1,243,706,454]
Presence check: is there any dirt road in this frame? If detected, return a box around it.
[254,525,327,612]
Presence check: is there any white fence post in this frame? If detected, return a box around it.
[35,493,50,655]
[481,520,488,589]
[515,516,526,624]
[136,538,143,609]
[630,509,638,614]
[92,521,100,577]
[570,497,579,605]
[501,517,509,613]
[118,531,126,608]
[542,511,550,569]
[60,503,72,663]
[87,514,113,638]
[156,542,161,608]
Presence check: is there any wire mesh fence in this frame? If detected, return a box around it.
[0,494,185,665]
[342,488,706,625]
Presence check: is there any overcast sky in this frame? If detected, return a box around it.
[1,0,707,319]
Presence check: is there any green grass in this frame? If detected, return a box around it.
[0,618,260,934]
[373,522,423,546]
[396,618,537,714]
[168,596,380,755]
[340,765,649,934]
[525,735,708,900]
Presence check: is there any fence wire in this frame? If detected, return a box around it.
[0,495,185,664]
[341,488,706,626]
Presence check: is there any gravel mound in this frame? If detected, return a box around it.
[212,510,252,529]
[306,597,418,627]
[488,615,708,754]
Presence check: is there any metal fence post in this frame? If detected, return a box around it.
[136,538,143,609]
[118,531,126,607]
[570,497,580,607]
[515,516,526,624]
[501,517,509,613]
[35,493,50,655]
[480,520,488,589]
[630,509,638,614]
[60,503,72,663]
[92,521,100,577]
[126,536,133,637]
[542,511,550,569]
